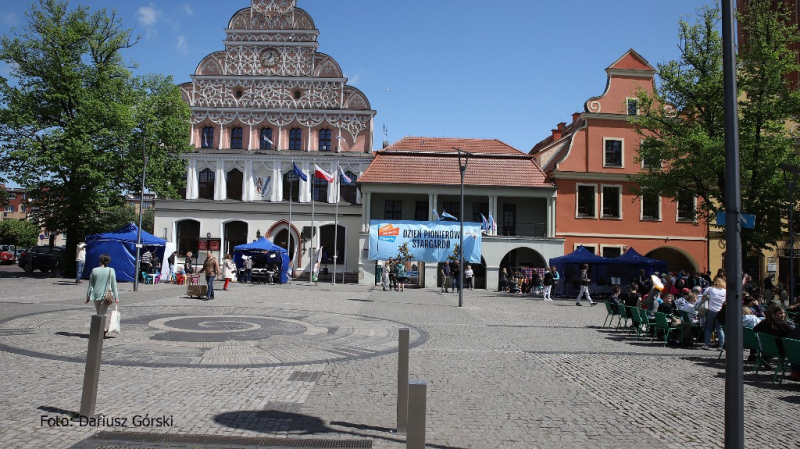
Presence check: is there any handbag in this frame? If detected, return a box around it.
[696,297,709,317]
[108,305,121,334]
[102,271,115,305]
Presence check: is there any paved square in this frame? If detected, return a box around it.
[0,271,798,448]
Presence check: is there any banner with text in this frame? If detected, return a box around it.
[368,220,482,263]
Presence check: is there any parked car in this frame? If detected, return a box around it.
[18,245,64,273]
[0,244,16,264]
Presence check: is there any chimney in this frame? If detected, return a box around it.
[572,112,581,123]
[551,129,562,141]
[557,122,566,131]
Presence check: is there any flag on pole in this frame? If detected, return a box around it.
[441,210,458,221]
[488,213,496,233]
[480,214,488,232]
[293,162,307,182]
[432,209,440,221]
[314,164,334,183]
[338,166,352,184]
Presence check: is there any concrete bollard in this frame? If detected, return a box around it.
[397,328,409,433]
[406,380,427,449]
[80,314,106,417]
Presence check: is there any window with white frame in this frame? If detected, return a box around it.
[604,138,623,167]
[676,191,696,221]
[626,98,639,116]
[641,189,660,220]
[601,246,623,258]
[577,184,596,218]
[575,244,597,254]
[4,205,13,212]
[601,185,622,219]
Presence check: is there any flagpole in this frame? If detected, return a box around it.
[333,162,340,285]
[310,159,315,286]
[288,160,294,282]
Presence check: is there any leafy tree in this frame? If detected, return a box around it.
[630,1,800,254]
[0,219,40,247]
[0,0,191,275]
[99,204,155,234]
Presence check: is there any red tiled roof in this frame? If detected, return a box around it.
[360,137,552,188]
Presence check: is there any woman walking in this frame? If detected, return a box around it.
[84,254,118,336]
[396,262,407,292]
[702,277,727,350]
[543,266,554,301]
[222,254,236,291]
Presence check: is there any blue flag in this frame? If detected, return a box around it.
[432,209,440,221]
[480,214,488,231]
[293,162,307,182]
[488,213,496,233]
[441,210,458,221]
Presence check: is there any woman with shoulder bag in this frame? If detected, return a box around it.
[84,253,119,336]
[222,253,236,291]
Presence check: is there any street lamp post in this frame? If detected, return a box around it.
[781,162,800,306]
[457,148,470,308]
[134,136,148,292]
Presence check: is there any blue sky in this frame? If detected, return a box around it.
[0,0,715,155]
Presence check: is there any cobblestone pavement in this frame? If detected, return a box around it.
[0,267,798,448]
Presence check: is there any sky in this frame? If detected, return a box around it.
[0,0,718,156]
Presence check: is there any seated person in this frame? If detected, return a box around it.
[266,263,276,284]
[608,285,622,313]
[742,306,762,328]
[521,277,531,294]
[748,292,765,318]
[508,276,520,294]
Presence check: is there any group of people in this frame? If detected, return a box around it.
[380,257,411,292]
[498,266,559,300]
[439,260,475,293]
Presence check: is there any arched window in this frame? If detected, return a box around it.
[283,169,300,202]
[201,127,214,148]
[289,128,302,150]
[340,170,358,204]
[318,129,332,151]
[259,128,273,149]
[226,169,243,201]
[230,127,243,149]
[223,221,248,254]
[198,168,215,200]
[312,176,328,202]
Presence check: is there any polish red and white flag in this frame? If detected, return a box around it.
[314,165,334,183]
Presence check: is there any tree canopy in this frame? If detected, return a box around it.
[630,0,800,254]
[0,0,191,273]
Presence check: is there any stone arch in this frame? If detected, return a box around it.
[195,53,225,76]
[343,86,371,110]
[646,246,698,273]
[314,54,343,78]
[266,220,301,266]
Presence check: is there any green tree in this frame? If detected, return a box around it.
[631,1,800,254]
[0,0,191,275]
[0,219,40,247]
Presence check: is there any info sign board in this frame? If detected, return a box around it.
[368,220,482,263]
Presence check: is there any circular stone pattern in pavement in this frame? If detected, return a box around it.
[0,305,426,368]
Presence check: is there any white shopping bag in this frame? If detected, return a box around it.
[108,305,121,334]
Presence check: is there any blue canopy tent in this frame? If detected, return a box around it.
[548,246,611,294]
[84,223,167,282]
[613,248,668,278]
[233,237,290,284]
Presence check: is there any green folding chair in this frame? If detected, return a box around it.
[603,302,619,328]
[756,332,787,383]
[781,337,800,377]
[616,304,630,330]
[678,309,702,346]
[652,312,681,347]
[743,327,762,373]
[637,308,653,340]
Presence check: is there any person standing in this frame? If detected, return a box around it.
[202,251,220,300]
[542,266,554,301]
[701,277,727,350]
[451,260,460,293]
[441,262,451,293]
[396,262,407,292]
[84,253,118,336]
[222,254,236,291]
[167,251,177,282]
[150,252,161,275]
[464,264,474,291]
[140,249,152,275]
[381,261,390,291]
[184,251,195,275]
[388,257,397,291]
[763,274,775,303]
[75,242,86,284]
[576,263,596,306]
[243,256,253,284]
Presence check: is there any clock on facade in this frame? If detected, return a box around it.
[260,48,280,68]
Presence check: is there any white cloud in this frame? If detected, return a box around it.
[136,4,161,39]
[137,4,160,26]
[176,35,188,54]
[182,4,194,16]
[1,12,17,27]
